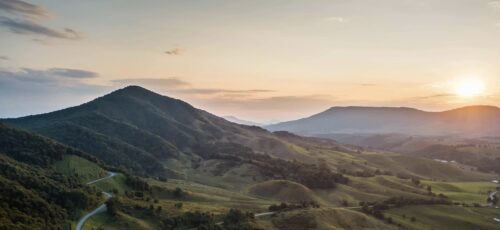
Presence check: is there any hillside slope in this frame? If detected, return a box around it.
[0,124,103,229]
[3,86,311,176]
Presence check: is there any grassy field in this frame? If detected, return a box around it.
[83,211,156,230]
[422,180,498,204]
[53,155,107,182]
[257,207,398,230]
[385,205,500,230]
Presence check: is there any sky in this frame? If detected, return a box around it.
[1,0,500,122]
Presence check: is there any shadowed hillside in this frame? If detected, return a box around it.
[0,124,103,229]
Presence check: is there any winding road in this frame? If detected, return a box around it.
[76,172,117,230]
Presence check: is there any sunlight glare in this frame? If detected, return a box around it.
[454,78,485,98]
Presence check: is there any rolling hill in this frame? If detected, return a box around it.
[1,86,497,230]
[266,106,500,137]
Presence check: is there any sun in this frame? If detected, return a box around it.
[454,78,485,98]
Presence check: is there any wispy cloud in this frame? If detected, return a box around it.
[360,83,376,87]
[165,47,183,55]
[0,56,9,61]
[0,0,83,42]
[415,93,454,100]
[48,68,98,78]
[0,67,108,118]
[0,67,99,83]
[113,77,274,97]
[0,16,83,40]
[0,0,52,19]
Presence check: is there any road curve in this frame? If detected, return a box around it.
[76,173,116,230]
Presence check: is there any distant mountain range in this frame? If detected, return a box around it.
[266,106,500,137]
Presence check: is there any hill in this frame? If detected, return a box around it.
[266,106,500,137]
[3,86,314,177]
[248,180,321,203]
[0,124,104,229]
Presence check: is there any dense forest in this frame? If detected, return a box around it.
[0,124,102,229]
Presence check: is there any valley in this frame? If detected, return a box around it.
[1,86,498,229]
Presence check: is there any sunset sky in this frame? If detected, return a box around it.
[1,0,500,122]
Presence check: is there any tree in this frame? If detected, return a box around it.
[341,200,349,207]
[106,198,120,216]
[173,187,185,198]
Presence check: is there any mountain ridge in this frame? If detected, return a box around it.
[266,105,500,137]
[2,86,317,176]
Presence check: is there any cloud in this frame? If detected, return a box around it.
[0,56,9,61]
[0,0,52,19]
[415,93,454,100]
[490,1,500,10]
[165,47,182,55]
[0,72,109,118]
[360,83,376,87]
[0,16,83,40]
[0,67,99,83]
[324,17,347,23]
[48,68,98,78]
[113,77,273,96]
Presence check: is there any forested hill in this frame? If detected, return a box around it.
[3,86,321,177]
[0,124,102,229]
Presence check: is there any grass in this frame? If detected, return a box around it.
[247,180,323,204]
[258,207,398,230]
[385,205,500,230]
[52,155,107,182]
[92,173,130,194]
[83,211,155,230]
[359,154,493,182]
[422,180,498,204]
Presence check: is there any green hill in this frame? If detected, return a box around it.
[3,86,315,177]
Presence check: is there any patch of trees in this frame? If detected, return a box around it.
[340,168,392,178]
[106,197,121,216]
[195,143,348,189]
[268,201,320,212]
[124,174,151,192]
